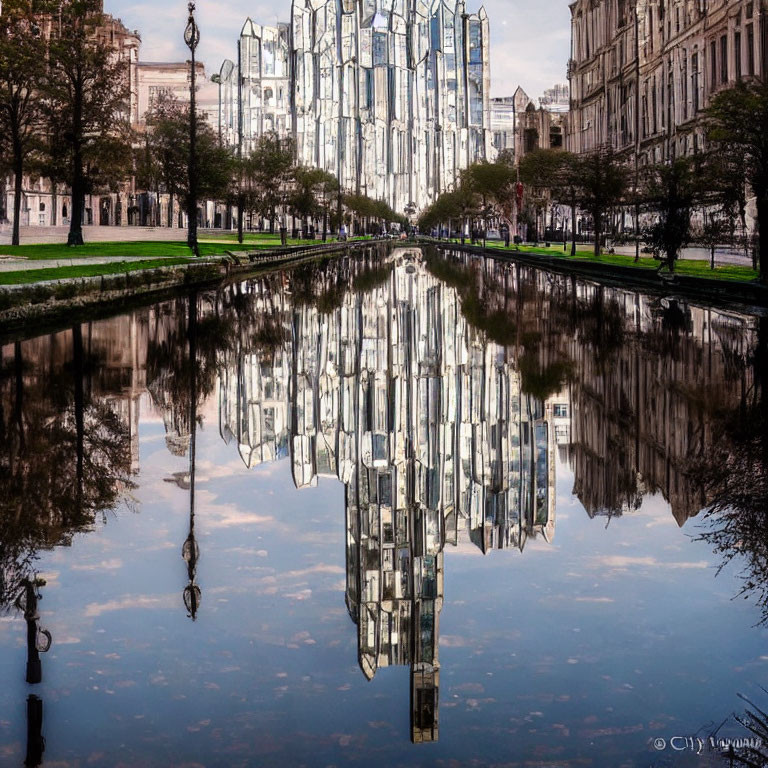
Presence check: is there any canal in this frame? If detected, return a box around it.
[1,245,766,767]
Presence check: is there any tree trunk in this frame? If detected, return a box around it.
[12,147,23,247]
[593,211,601,257]
[710,245,715,270]
[168,193,174,227]
[570,202,577,257]
[237,193,244,244]
[68,141,85,246]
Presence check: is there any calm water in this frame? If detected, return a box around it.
[1,245,767,768]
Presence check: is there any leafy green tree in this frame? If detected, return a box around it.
[250,132,294,235]
[640,155,714,272]
[41,0,133,246]
[696,214,732,270]
[706,81,768,282]
[464,161,515,239]
[144,95,188,229]
[0,0,48,246]
[315,171,339,240]
[142,96,232,237]
[289,166,325,236]
[572,146,629,257]
[519,149,580,251]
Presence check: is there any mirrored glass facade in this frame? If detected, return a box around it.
[218,2,493,213]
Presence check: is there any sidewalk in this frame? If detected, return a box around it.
[0,224,200,245]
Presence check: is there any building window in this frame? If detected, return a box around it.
[746,1,753,18]
[681,54,688,118]
[720,34,728,83]
[39,201,45,211]
[710,40,717,86]
[735,31,742,79]
[692,52,699,112]
[747,25,755,75]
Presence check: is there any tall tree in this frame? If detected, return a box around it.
[640,157,698,272]
[572,146,629,257]
[289,166,325,237]
[41,0,132,246]
[0,0,47,246]
[144,95,188,229]
[250,132,294,235]
[142,96,231,237]
[519,149,580,253]
[706,81,768,283]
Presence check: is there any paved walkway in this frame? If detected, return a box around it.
[610,243,753,266]
[0,225,200,245]
[0,254,186,273]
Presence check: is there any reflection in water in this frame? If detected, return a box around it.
[17,577,52,685]
[219,249,561,741]
[25,693,44,768]
[0,244,767,755]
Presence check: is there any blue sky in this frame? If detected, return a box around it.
[108,0,571,100]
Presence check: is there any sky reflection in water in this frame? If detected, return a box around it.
[0,245,767,767]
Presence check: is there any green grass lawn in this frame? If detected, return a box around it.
[437,239,759,283]
[0,258,195,286]
[0,235,374,261]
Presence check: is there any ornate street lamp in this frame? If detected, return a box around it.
[184,3,200,256]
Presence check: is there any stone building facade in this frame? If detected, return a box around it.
[567,0,768,162]
[0,2,216,235]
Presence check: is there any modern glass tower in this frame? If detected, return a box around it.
[218,1,493,215]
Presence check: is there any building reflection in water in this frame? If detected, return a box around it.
[219,248,561,741]
[1,244,766,745]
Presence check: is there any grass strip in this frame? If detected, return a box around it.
[436,239,758,282]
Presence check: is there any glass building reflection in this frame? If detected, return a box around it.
[218,1,493,212]
[219,248,558,741]
[1,244,765,745]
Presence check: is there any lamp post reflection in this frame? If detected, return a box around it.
[16,577,52,684]
[183,293,201,620]
[24,694,44,768]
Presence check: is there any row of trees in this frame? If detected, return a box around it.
[139,104,408,243]
[0,0,406,249]
[418,81,768,284]
[0,0,131,246]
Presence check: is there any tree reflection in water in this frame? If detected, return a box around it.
[692,316,768,626]
[0,324,135,612]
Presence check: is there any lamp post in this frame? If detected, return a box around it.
[185,3,200,256]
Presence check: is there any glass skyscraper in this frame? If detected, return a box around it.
[217,1,493,214]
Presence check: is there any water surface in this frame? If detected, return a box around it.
[1,245,767,767]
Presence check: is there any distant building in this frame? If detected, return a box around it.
[490,96,516,155]
[539,82,570,111]
[491,85,568,164]
[567,0,767,161]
